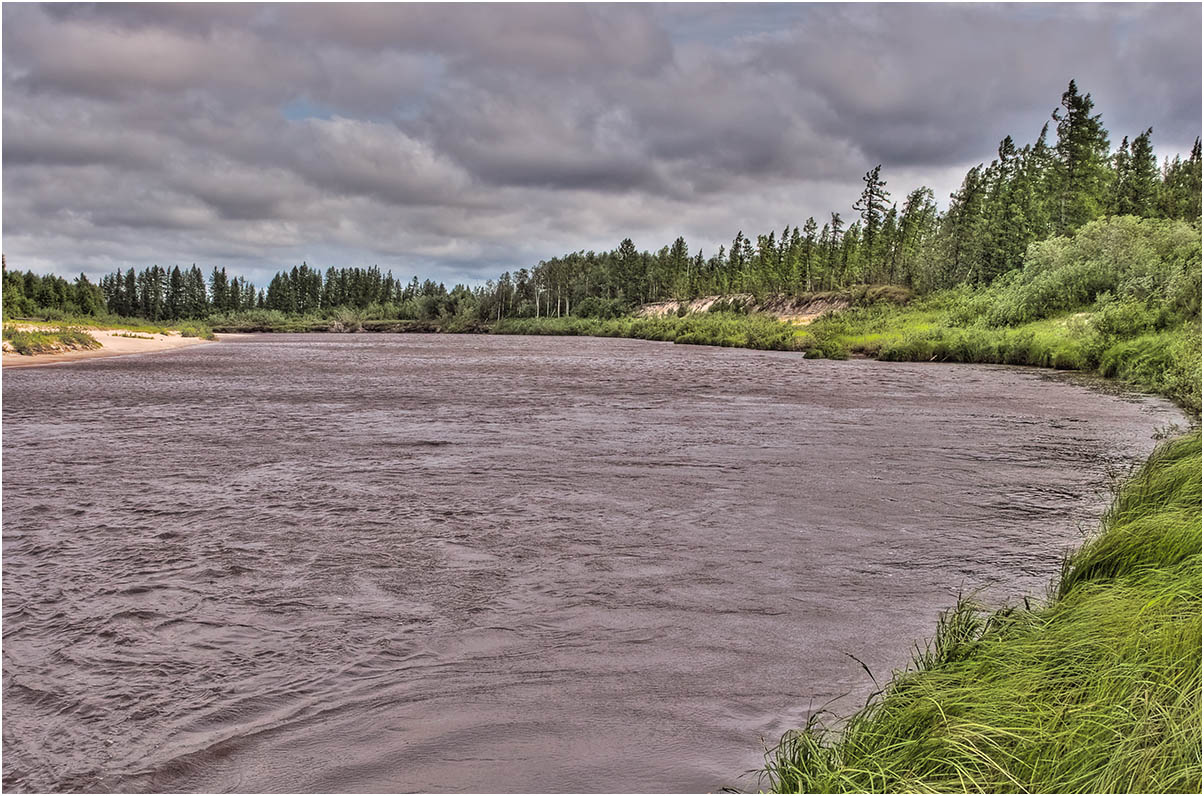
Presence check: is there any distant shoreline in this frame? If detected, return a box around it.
[2,325,227,368]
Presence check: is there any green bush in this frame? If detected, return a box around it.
[1090,294,1161,340]
[177,322,216,340]
[985,217,1201,326]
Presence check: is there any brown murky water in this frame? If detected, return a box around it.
[1,334,1186,792]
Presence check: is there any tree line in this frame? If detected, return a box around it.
[498,81,1200,318]
[3,81,1200,324]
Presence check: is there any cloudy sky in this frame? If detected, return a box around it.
[3,2,1201,288]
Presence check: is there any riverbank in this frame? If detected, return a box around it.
[487,302,1201,416]
[762,429,1202,793]
[193,298,1201,417]
[2,323,217,367]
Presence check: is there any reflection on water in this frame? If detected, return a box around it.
[1,334,1184,792]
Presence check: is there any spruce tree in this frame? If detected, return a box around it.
[801,217,818,291]
[1052,80,1111,234]
[1126,128,1158,217]
[167,266,183,319]
[853,165,890,281]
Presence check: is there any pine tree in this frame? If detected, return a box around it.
[1110,135,1132,215]
[943,165,989,284]
[1126,128,1158,217]
[123,268,137,317]
[853,165,890,281]
[186,266,208,318]
[800,217,818,291]
[826,213,843,289]
[1156,137,1201,222]
[668,236,690,298]
[880,205,899,284]
[615,238,640,303]
[210,267,228,312]
[898,187,936,289]
[167,266,183,319]
[1052,80,1111,234]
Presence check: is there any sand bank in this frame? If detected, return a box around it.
[2,326,227,368]
[638,293,853,325]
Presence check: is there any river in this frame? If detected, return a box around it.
[1,334,1186,792]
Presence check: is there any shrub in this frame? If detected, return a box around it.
[985,217,1201,326]
[177,322,216,340]
[572,296,629,319]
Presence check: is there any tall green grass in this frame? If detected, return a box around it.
[762,431,1202,794]
[796,294,1201,415]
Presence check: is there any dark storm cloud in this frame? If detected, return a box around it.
[2,2,1200,283]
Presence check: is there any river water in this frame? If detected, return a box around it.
[1,334,1186,792]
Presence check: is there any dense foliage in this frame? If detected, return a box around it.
[2,266,105,318]
[778,216,1202,410]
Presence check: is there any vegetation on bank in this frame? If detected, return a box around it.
[802,217,1200,411]
[0,311,215,338]
[761,430,1202,794]
[2,325,100,355]
[176,321,217,340]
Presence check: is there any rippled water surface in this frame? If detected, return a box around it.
[2,334,1186,792]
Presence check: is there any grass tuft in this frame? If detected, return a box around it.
[3,324,101,355]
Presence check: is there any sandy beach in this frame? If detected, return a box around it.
[2,326,222,368]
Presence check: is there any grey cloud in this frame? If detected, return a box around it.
[277,3,673,77]
[2,114,162,170]
[3,2,1200,287]
[5,8,302,102]
[748,3,1201,166]
[413,82,662,193]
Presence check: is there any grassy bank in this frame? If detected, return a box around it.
[487,301,1200,414]
[762,430,1202,793]
[2,325,101,355]
[493,311,804,350]
[796,294,1202,414]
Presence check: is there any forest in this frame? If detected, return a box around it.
[3,81,1200,327]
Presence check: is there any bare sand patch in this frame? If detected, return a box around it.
[638,293,852,325]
